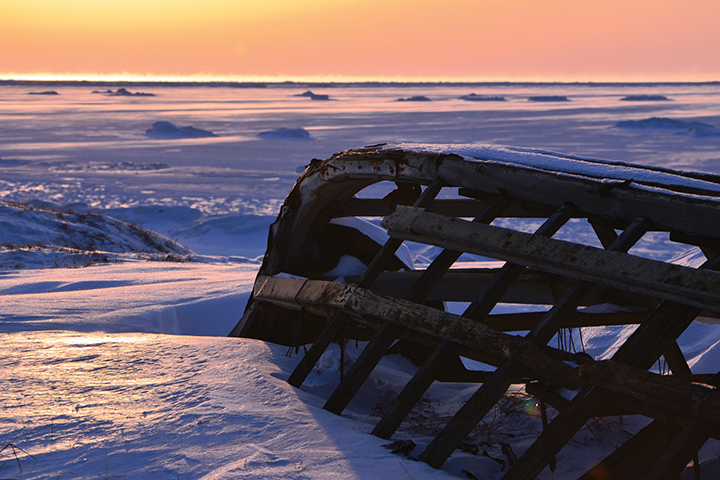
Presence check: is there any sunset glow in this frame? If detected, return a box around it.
[2,0,720,82]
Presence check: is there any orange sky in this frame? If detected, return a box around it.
[2,0,719,82]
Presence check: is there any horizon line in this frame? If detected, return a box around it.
[2,72,720,85]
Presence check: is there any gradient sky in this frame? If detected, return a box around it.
[2,0,719,82]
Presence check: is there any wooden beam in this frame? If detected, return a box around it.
[382,207,720,313]
[579,360,720,424]
[253,276,579,388]
[362,269,660,308]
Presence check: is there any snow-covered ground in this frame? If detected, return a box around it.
[2,82,720,479]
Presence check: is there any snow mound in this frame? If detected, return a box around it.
[615,117,720,136]
[0,201,192,269]
[145,121,216,139]
[258,127,312,140]
[459,93,506,101]
[620,94,671,101]
[528,95,570,102]
[293,90,331,100]
[396,95,432,102]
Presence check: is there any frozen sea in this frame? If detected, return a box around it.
[1,81,720,479]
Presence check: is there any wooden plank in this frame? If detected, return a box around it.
[337,197,572,219]
[481,310,648,331]
[257,277,580,387]
[579,360,720,424]
[382,207,720,313]
[355,269,660,308]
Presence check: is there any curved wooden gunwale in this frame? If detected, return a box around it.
[232,145,720,345]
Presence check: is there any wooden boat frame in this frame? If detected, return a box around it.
[231,144,720,479]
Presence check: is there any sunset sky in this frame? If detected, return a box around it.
[2,0,719,82]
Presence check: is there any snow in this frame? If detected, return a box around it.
[329,216,414,269]
[2,82,720,479]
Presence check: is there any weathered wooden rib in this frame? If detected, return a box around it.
[230,144,720,478]
[382,207,720,313]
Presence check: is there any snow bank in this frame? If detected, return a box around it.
[145,121,216,139]
[258,127,312,140]
[0,201,192,269]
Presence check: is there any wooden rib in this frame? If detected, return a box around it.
[383,207,720,313]
[363,269,659,308]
